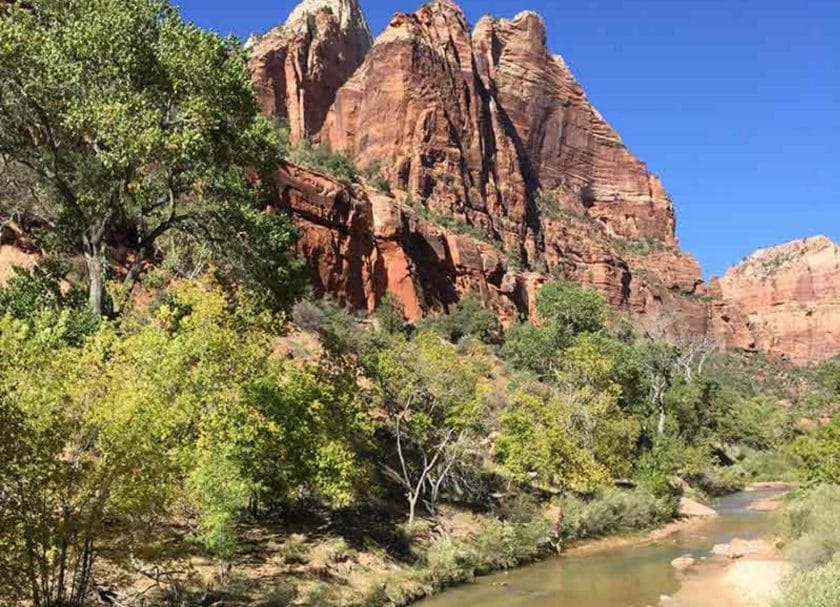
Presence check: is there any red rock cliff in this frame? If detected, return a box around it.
[248,0,372,142]
[716,236,840,365]
[254,0,763,353]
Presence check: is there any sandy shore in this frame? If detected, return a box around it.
[663,554,790,607]
[662,484,793,607]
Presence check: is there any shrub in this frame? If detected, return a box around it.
[558,488,674,542]
[788,418,840,484]
[424,536,474,586]
[419,295,501,344]
[363,161,392,194]
[263,581,298,607]
[777,556,840,607]
[471,517,552,573]
[779,485,840,571]
[289,139,358,185]
[723,450,803,484]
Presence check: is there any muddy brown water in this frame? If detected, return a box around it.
[418,489,783,607]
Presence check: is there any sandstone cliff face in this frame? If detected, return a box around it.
[255,0,839,366]
[716,236,840,364]
[320,3,678,248]
[248,0,372,142]
[274,162,526,323]
[311,1,708,332]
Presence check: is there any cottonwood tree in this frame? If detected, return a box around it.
[0,0,300,316]
[637,340,680,437]
[371,332,486,523]
[675,335,717,382]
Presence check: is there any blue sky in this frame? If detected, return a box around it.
[176,0,839,278]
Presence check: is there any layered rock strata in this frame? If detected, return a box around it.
[716,236,840,364]
[248,0,372,142]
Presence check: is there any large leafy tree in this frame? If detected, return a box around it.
[370,332,487,523]
[0,279,371,604]
[0,0,301,316]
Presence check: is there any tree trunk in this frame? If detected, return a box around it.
[84,252,104,317]
[657,406,666,436]
[407,494,417,526]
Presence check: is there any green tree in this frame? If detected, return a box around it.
[370,332,487,523]
[501,321,563,378]
[0,279,370,604]
[0,0,300,316]
[502,280,608,378]
[496,390,612,494]
[422,295,501,344]
[816,355,840,397]
[535,279,606,339]
[789,418,840,484]
[0,259,99,344]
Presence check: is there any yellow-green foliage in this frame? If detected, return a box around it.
[0,279,371,604]
[497,331,640,493]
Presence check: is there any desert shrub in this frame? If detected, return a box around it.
[424,536,474,586]
[788,418,840,484]
[292,298,371,356]
[777,556,840,607]
[363,161,392,194]
[279,537,310,565]
[419,295,501,344]
[262,581,298,607]
[375,292,409,336]
[289,139,358,185]
[723,450,803,484]
[779,485,840,571]
[686,467,745,498]
[471,517,552,573]
[558,488,674,542]
[633,435,710,496]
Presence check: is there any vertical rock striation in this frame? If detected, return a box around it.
[248,0,372,142]
[253,0,839,365]
[313,1,706,332]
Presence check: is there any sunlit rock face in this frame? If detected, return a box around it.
[262,1,710,334]
[248,0,372,142]
[256,0,840,365]
[716,236,840,364]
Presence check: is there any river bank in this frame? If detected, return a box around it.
[417,485,791,607]
[663,485,792,607]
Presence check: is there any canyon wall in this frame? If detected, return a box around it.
[248,0,372,142]
[0,0,833,365]
[715,236,840,365]
[259,0,712,336]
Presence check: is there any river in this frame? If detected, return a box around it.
[418,488,783,607]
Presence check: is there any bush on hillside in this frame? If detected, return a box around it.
[777,556,840,607]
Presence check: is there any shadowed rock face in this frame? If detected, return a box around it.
[248,0,372,142]
[274,162,527,324]
[716,236,840,364]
